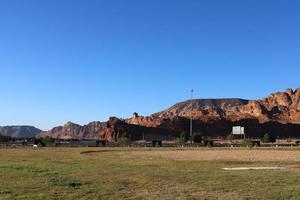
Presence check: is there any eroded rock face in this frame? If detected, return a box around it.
[38,88,300,140]
[38,121,104,140]
[291,89,300,110]
[125,88,300,138]
[137,88,300,125]
[126,114,166,127]
[38,117,178,141]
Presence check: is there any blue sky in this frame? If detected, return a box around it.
[0,0,300,130]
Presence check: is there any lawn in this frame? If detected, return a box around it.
[0,148,300,200]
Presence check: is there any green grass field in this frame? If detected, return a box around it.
[1,148,300,200]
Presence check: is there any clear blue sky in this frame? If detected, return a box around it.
[1,0,300,130]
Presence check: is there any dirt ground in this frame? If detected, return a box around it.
[112,149,300,162]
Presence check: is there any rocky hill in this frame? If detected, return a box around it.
[129,88,300,125]
[38,88,300,141]
[0,126,42,138]
[127,88,300,138]
[38,117,178,141]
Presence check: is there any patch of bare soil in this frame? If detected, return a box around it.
[121,149,300,162]
[287,166,300,170]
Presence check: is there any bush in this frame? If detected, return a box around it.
[227,134,234,141]
[42,136,55,144]
[242,138,253,147]
[180,132,187,142]
[261,133,275,143]
[117,135,129,146]
[176,132,187,145]
[176,138,185,145]
[0,133,11,142]
[204,140,214,147]
[192,132,202,143]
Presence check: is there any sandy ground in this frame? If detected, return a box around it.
[113,149,300,162]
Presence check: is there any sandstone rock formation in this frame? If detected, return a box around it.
[38,88,300,140]
[38,117,177,141]
[126,88,300,139]
[129,88,300,125]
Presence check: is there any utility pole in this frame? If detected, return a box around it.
[190,89,194,144]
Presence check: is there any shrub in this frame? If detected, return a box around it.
[192,132,202,143]
[176,138,185,145]
[227,134,234,141]
[117,135,129,146]
[242,138,253,147]
[204,140,214,147]
[0,133,11,142]
[42,136,55,144]
[176,132,187,145]
[261,133,275,143]
[180,131,187,142]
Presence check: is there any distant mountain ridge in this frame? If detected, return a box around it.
[0,126,42,138]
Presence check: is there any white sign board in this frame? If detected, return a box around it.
[232,126,245,135]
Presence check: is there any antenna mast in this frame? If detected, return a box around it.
[190,89,194,144]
